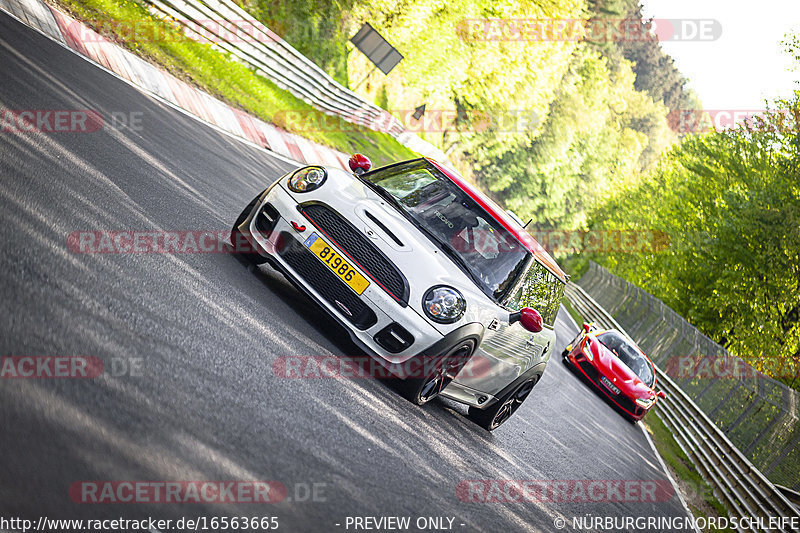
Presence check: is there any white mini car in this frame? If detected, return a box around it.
[232,156,567,430]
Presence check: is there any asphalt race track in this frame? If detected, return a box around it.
[0,12,694,532]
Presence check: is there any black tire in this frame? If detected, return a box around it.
[399,339,475,406]
[231,193,268,264]
[468,375,540,431]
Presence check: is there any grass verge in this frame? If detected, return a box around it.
[641,413,734,533]
[560,254,589,283]
[49,0,417,167]
[561,297,584,328]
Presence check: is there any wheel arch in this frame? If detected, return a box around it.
[414,322,485,358]
[478,361,547,411]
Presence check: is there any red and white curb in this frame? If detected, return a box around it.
[0,0,354,170]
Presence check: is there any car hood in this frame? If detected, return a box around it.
[589,337,653,399]
[281,166,501,332]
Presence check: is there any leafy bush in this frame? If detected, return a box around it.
[589,96,800,387]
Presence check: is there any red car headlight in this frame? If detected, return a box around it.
[635,396,656,409]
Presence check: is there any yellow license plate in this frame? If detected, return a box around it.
[304,233,370,295]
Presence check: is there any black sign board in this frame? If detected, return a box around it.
[350,23,403,75]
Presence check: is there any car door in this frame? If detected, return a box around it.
[452,259,564,397]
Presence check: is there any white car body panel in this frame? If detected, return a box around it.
[237,164,560,409]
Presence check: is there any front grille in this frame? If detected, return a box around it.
[373,323,414,353]
[255,202,280,235]
[277,232,377,330]
[576,359,639,415]
[607,389,638,416]
[298,203,409,306]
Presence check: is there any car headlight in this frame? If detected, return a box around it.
[635,396,656,409]
[423,286,466,323]
[287,166,327,193]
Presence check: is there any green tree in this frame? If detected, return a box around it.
[590,96,800,385]
[474,45,672,229]
[243,0,357,84]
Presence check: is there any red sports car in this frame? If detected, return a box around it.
[563,324,666,421]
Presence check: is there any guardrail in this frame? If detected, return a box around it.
[142,0,403,132]
[565,283,800,532]
[776,485,800,509]
[135,0,448,161]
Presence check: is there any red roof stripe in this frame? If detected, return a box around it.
[426,159,567,283]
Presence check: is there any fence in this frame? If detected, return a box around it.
[138,0,448,161]
[576,261,800,491]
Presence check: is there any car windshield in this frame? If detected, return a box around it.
[597,331,655,388]
[361,160,530,301]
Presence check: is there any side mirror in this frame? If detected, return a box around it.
[583,322,591,333]
[348,153,372,175]
[657,390,667,399]
[509,307,543,333]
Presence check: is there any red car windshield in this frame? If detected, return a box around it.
[361,160,530,301]
[597,331,655,388]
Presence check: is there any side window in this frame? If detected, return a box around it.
[506,261,565,327]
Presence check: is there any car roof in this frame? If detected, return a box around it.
[425,158,568,284]
[591,329,657,370]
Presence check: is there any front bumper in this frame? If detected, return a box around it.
[237,183,444,365]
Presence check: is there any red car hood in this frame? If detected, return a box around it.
[589,338,653,399]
